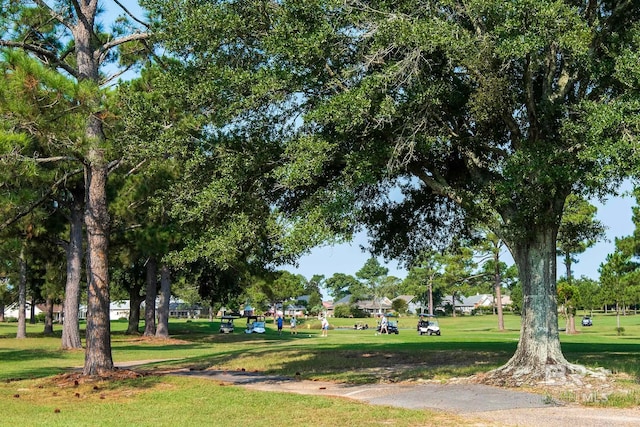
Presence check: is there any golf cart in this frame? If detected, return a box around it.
[244,315,266,334]
[354,322,369,330]
[376,316,399,334]
[417,315,441,336]
[219,315,235,333]
[581,316,593,327]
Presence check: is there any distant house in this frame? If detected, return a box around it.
[35,304,63,322]
[168,300,204,318]
[322,300,334,317]
[78,300,130,320]
[109,300,131,320]
[331,294,394,316]
[443,294,512,315]
[4,302,43,320]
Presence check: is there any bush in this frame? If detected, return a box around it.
[349,306,368,318]
[333,304,351,318]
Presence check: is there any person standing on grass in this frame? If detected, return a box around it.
[277,315,284,335]
[321,317,329,337]
[380,315,388,334]
[290,316,297,334]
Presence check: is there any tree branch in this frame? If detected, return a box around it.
[33,0,70,28]
[95,32,151,64]
[113,0,150,29]
[0,167,83,230]
[0,40,78,77]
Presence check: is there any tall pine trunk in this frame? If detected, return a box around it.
[143,257,157,336]
[155,264,171,338]
[62,194,83,349]
[44,298,54,335]
[73,2,113,376]
[488,227,582,384]
[82,147,113,375]
[16,244,27,339]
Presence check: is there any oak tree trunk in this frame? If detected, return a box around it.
[486,227,584,385]
[127,285,144,335]
[62,194,84,349]
[494,249,505,331]
[155,264,171,338]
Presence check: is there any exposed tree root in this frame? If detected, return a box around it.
[477,360,610,388]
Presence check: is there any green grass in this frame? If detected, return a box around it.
[2,312,640,424]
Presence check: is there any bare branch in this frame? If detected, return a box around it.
[34,156,77,163]
[112,0,150,29]
[125,159,148,177]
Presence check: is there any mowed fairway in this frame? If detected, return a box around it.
[1,313,640,426]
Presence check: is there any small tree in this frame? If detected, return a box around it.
[356,258,389,315]
[557,280,579,334]
[557,195,607,283]
[325,273,362,301]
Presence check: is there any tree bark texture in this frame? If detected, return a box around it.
[62,195,84,349]
[487,227,582,385]
[494,250,505,332]
[155,264,171,338]
[127,285,144,335]
[143,257,157,336]
[44,298,54,335]
[29,296,36,324]
[72,1,113,375]
[82,146,113,375]
[16,244,27,339]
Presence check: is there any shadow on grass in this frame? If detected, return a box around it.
[4,319,640,385]
[0,348,67,363]
[154,333,640,384]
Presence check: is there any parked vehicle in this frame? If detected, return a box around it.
[581,316,593,327]
[417,315,441,336]
[219,315,235,333]
[354,322,369,330]
[244,315,266,334]
[376,318,399,334]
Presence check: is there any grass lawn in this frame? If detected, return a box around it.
[1,312,640,425]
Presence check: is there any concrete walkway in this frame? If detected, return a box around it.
[169,369,640,426]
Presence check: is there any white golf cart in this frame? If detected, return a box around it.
[244,315,266,334]
[219,315,235,334]
[417,315,441,336]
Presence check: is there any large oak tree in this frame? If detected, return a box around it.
[225,0,638,384]
[136,0,640,385]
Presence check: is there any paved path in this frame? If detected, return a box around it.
[169,369,640,426]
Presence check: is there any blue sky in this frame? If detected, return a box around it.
[286,186,637,283]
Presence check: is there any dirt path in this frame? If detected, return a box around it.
[168,369,640,426]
